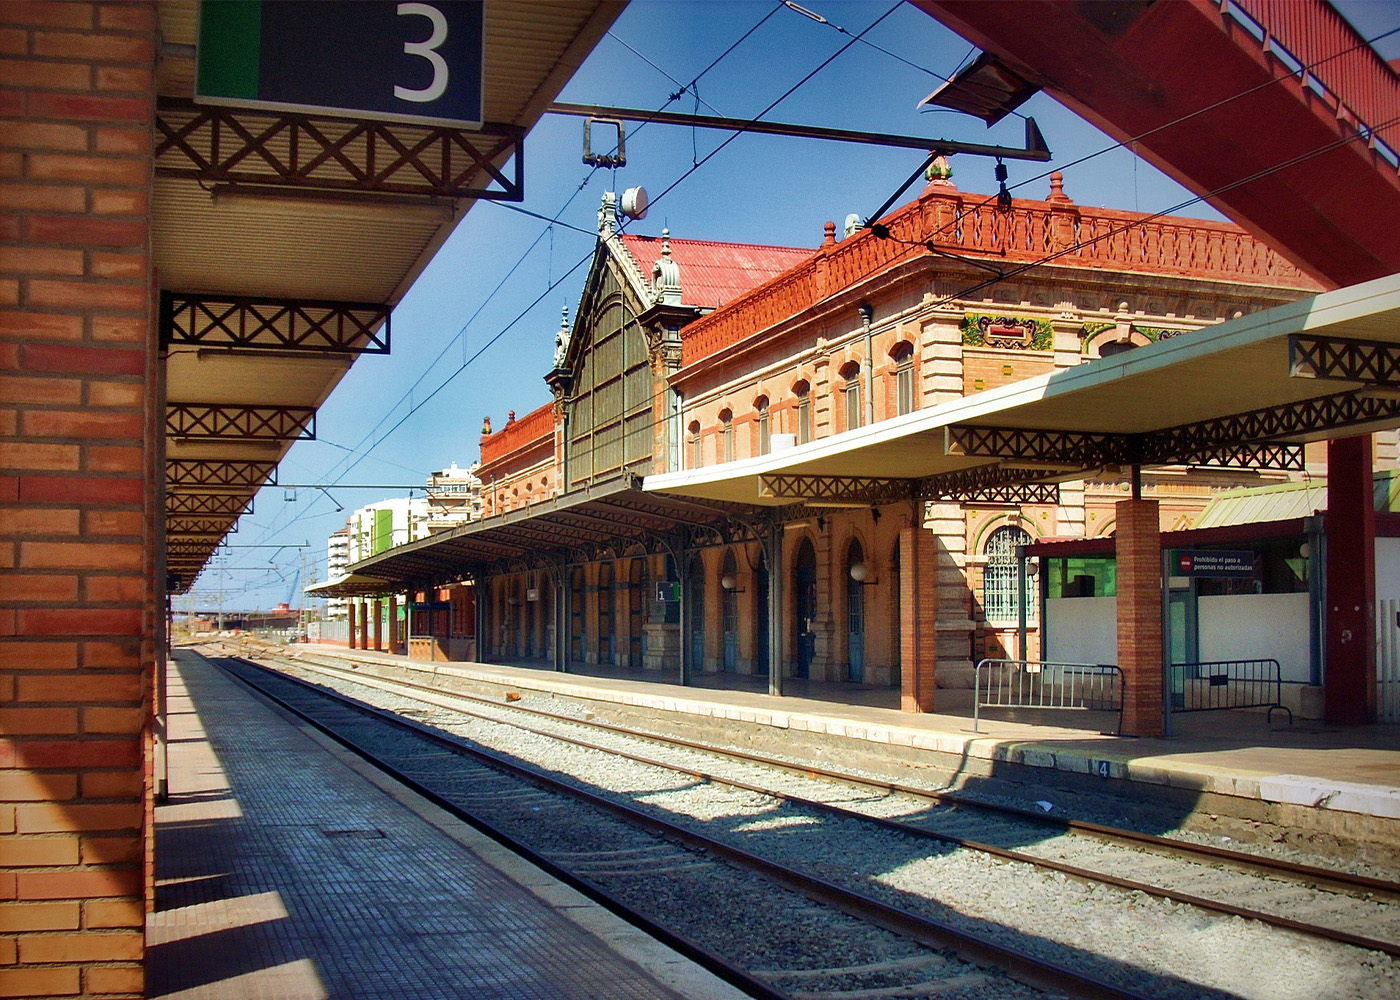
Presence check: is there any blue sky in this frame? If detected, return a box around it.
[190,0,1400,610]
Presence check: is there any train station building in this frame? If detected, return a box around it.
[4,0,1400,995]
[327,166,1400,735]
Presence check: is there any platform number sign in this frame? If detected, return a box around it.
[1094,760,1112,779]
[196,1,485,128]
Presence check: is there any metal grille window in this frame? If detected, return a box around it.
[842,364,862,431]
[984,525,1036,623]
[689,421,702,469]
[757,397,770,455]
[794,382,811,444]
[893,342,915,415]
[721,409,734,462]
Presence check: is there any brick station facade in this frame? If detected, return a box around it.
[468,175,1329,728]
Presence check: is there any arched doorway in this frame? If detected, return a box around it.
[755,548,770,673]
[687,554,705,672]
[598,562,615,666]
[721,549,738,673]
[890,543,901,685]
[846,539,866,682]
[628,558,648,668]
[569,567,585,665]
[793,537,817,679]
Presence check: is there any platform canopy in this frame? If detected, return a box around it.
[340,477,774,595]
[156,0,623,589]
[643,275,1400,508]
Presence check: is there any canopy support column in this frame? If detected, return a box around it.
[899,505,938,712]
[1326,435,1376,724]
[347,600,358,650]
[764,517,785,697]
[1116,498,1164,737]
[371,599,383,651]
[386,594,399,654]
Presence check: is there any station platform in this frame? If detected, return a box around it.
[276,641,1400,857]
[148,650,750,1000]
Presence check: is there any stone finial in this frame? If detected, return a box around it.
[482,416,492,436]
[822,221,837,247]
[507,410,516,424]
[924,153,954,188]
[553,303,572,369]
[598,191,618,237]
[1047,170,1072,204]
[652,228,682,306]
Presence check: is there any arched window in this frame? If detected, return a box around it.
[983,525,1037,624]
[891,341,915,415]
[688,420,702,469]
[794,380,811,444]
[719,408,734,462]
[755,396,770,455]
[841,362,862,431]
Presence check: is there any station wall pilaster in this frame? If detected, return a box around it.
[1115,499,1164,736]
[0,3,158,996]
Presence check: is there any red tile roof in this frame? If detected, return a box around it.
[618,234,813,311]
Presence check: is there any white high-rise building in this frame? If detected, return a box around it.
[425,461,483,531]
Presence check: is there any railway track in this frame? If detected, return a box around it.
[212,652,1141,1000]
[212,646,1400,1000]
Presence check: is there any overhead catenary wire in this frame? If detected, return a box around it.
[226,6,1400,599]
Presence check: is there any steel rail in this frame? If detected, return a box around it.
[220,654,1156,1000]
[268,646,1400,901]
[242,648,1400,959]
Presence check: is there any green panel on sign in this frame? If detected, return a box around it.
[197,0,262,100]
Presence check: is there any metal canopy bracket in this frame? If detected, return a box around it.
[166,459,277,492]
[946,424,1134,467]
[761,474,913,504]
[167,494,252,517]
[161,293,390,355]
[1289,333,1400,385]
[168,403,315,441]
[155,98,524,201]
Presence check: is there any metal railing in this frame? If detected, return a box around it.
[1169,659,1292,724]
[973,659,1124,734]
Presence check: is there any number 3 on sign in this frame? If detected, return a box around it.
[396,3,448,103]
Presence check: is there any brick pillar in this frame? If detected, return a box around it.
[1,3,157,996]
[899,510,938,712]
[357,600,370,649]
[346,600,357,649]
[1325,435,1376,724]
[1116,499,1164,736]
[387,594,399,654]
[371,598,383,652]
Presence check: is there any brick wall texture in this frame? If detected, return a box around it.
[1,3,157,997]
[1115,499,1164,737]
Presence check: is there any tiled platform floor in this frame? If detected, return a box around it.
[148,651,747,1000]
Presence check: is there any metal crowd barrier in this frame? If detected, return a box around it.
[1170,658,1293,724]
[973,659,1124,735]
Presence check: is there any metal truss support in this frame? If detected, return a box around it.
[161,293,390,355]
[915,463,1062,502]
[1289,334,1400,386]
[945,425,1134,467]
[167,518,234,537]
[155,98,524,200]
[168,494,252,517]
[1137,390,1400,464]
[167,459,276,492]
[1183,442,1305,471]
[760,474,914,504]
[168,403,314,441]
[167,540,220,561]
